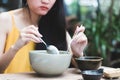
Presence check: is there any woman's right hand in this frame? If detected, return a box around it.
[13,25,42,51]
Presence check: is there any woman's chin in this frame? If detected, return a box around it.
[37,11,48,16]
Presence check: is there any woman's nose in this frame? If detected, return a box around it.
[41,0,49,4]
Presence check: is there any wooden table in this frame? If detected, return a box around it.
[0,68,119,80]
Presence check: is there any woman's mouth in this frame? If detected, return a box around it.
[40,6,49,11]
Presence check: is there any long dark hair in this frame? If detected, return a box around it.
[22,0,67,50]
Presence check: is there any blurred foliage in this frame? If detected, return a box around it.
[84,0,120,60]
[65,0,120,65]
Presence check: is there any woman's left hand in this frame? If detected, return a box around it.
[70,25,88,57]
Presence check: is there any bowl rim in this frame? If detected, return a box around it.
[75,56,103,61]
[29,50,72,56]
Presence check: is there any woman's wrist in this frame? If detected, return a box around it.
[73,52,84,58]
[11,45,20,52]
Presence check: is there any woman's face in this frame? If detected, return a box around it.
[27,0,56,15]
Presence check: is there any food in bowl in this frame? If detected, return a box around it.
[29,50,72,76]
[75,56,103,71]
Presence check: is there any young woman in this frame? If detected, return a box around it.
[0,0,87,73]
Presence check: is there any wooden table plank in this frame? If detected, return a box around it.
[0,68,119,80]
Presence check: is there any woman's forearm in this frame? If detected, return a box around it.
[0,45,19,73]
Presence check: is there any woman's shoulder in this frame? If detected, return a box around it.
[0,11,12,32]
[0,8,25,32]
[0,8,22,18]
[0,11,12,23]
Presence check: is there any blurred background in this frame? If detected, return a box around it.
[0,0,120,68]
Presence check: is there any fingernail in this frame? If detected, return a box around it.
[39,34,43,37]
[41,35,43,37]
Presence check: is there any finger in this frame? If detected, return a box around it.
[73,32,86,42]
[77,33,87,43]
[74,25,85,35]
[74,26,79,35]
[23,33,41,43]
[23,25,37,31]
[80,25,85,32]
[23,37,39,43]
[76,25,85,33]
[26,29,42,37]
[29,25,41,36]
[29,25,42,36]
[22,26,42,38]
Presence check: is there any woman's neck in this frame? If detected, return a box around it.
[25,8,41,27]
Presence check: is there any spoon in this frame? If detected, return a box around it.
[40,38,59,54]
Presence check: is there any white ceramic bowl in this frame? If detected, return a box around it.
[29,50,72,76]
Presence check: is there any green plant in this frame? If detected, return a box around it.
[83,0,120,65]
